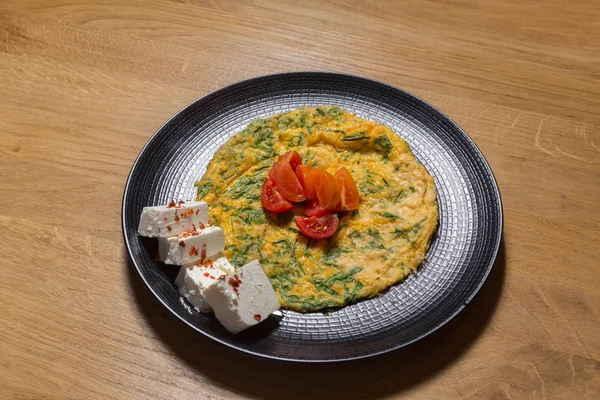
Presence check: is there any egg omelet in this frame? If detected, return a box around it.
[196,106,438,312]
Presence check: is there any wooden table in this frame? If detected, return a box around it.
[2,1,599,398]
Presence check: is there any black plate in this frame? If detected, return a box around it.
[122,72,502,362]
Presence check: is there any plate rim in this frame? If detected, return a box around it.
[122,71,503,363]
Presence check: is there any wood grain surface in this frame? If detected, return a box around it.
[1,1,600,399]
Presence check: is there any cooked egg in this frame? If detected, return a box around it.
[197,106,438,312]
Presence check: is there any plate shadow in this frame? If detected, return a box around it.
[126,240,506,399]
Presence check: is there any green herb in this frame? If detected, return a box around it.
[344,281,364,302]
[196,181,213,199]
[363,243,386,250]
[342,132,369,141]
[304,239,312,256]
[374,134,393,154]
[295,134,304,147]
[288,227,300,234]
[411,217,427,233]
[269,272,294,294]
[328,129,346,134]
[382,178,390,187]
[322,247,350,264]
[220,169,237,181]
[226,175,263,200]
[236,234,254,240]
[278,117,295,130]
[253,125,275,157]
[237,207,266,225]
[379,212,401,220]
[366,228,381,240]
[393,162,410,172]
[316,108,326,116]
[348,230,361,239]
[393,190,406,203]
[300,114,307,127]
[358,170,385,195]
[409,186,415,192]
[327,106,343,117]
[306,125,313,134]
[312,267,363,297]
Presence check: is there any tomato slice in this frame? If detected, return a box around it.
[311,169,340,210]
[294,215,339,239]
[296,165,316,200]
[261,178,293,213]
[305,198,333,217]
[269,151,302,181]
[334,167,360,211]
[271,151,306,202]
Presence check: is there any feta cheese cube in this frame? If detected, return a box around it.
[137,201,208,238]
[203,260,280,334]
[158,226,224,265]
[175,252,234,313]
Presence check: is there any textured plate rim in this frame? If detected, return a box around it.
[122,71,503,363]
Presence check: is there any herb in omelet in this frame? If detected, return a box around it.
[312,267,363,297]
[197,106,439,312]
[374,134,393,154]
[196,181,213,199]
[342,131,369,141]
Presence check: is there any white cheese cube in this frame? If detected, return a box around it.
[158,226,224,265]
[137,201,208,238]
[175,253,234,313]
[203,260,280,334]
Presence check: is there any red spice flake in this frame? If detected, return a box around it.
[178,200,185,205]
[200,244,207,263]
[167,226,172,232]
[199,222,206,230]
[178,241,186,248]
[174,213,180,222]
[203,272,210,277]
[205,260,213,268]
[164,217,168,221]
[209,275,215,280]
[253,314,262,322]
[228,274,242,295]
[188,246,199,256]
[195,210,199,215]
[167,200,177,208]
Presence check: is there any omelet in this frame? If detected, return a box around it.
[196,106,438,312]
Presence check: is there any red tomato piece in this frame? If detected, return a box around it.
[294,215,339,239]
[311,169,340,210]
[271,151,306,202]
[261,178,293,213]
[269,151,302,182]
[334,167,360,211]
[296,165,316,200]
[305,198,333,217]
